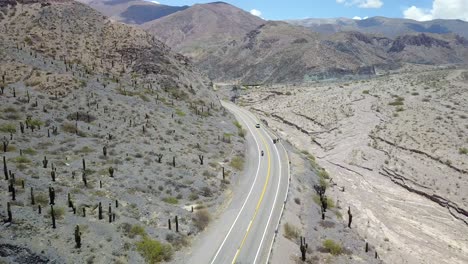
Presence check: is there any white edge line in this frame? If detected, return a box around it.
[210,102,262,264]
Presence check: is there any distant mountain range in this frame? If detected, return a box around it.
[80,0,468,84]
[77,0,188,24]
[286,17,468,39]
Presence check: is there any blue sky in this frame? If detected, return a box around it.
[152,0,442,20]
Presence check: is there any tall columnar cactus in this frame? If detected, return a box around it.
[75,225,82,248]
[49,186,55,205]
[348,206,353,228]
[11,184,16,201]
[3,156,7,180]
[68,193,73,208]
[365,242,369,253]
[82,207,86,217]
[51,205,56,229]
[175,216,179,232]
[7,202,12,223]
[172,156,176,167]
[198,155,204,165]
[103,146,107,157]
[108,203,112,223]
[157,154,163,163]
[82,172,87,187]
[38,205,42,214]
[51,168,56,182]
[222,167,225,180]
[109,167,114,178]
[43,156,48,168]
[168,218,171,230]
[82,158,86,171]
[2,137,9,153]
[98,202,103,220]
[31,187,35,205]
[19,122,24,134]
[300,236,308,261]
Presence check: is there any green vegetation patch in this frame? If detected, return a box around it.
[323,239,343,255]
[136,236,173,263]
[0,123,16,133]
[230,156,244,171]
[283,222,299,240]
[162,197,179,204]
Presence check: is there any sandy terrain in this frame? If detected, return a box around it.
[238,67,468,264]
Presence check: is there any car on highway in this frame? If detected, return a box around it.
[255,124,260,128]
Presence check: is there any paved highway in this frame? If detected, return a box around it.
[188,101,290,264]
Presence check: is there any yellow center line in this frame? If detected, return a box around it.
[231,115,272,264]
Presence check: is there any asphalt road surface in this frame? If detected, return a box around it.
[187,101,290,264]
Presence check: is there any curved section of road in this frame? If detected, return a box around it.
[187,102,290,264]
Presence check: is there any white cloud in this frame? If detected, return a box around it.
[250,9,262,17]
[403,0,468,21]
[353,16,369,20]
[144,0,160,4]
[336,0,383,9]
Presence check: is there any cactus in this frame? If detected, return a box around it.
[68,193,73,208]
[348,206,353,228]
[98,202,103,220]
[7,202,12,222]
[175,216,179,232]
[11,185,15,201]
[173,156,176,167]
[51,205,56,229]
[365,242,369,252]
[49,186,55,205]
[3,156,7,180]
[51,169,56,182]
[198,155,204,165]
[222,167,225,180]
[108,167,114,177]
[156,154,163,163]
[168,218,171,230]
[108,203,112,223]
[19,122,24,134]
[43,156,48,168]
[31,187,35,205]
[82,207,86,217]
[82,171,87,187]
[2,137,9,152]
[103,146,107,157]
[82,158,86,171]
[300,236,308,261]
[115,199,119,208]
[21,179,24,189]
[99,180,102,189]
[38,205,42,214]
[75,225,81,248]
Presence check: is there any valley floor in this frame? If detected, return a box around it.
[236,68,468,264]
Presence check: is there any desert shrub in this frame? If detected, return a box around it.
[388,97,404,106]
[233,121,242,129]
[175,109,186,117]
[318,169,329,179]
[323,239,342,255]
[313,195,334,208]
[23,148,37,155]
[283,222,299,240]
[136,236,173,263]
[294,197,301,205]
[76,146,94,154]
[188,192,199,201]
[162,197,178,204]
[28,119,43,127]
[46,207,65,220]
[35,192,49,206]
[129,225,147,238]
[230,156,244,170]
[193,209,211,231]
[362,90,369,94]
[13,156,31,164]
[0,123,16,133]
[62,122,77,133]
[3,107,17,113]
[459,148,468,155]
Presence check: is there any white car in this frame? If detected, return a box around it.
[255,124,260,128]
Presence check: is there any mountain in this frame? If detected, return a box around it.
[76,0,188,24]
[142,1,264,58]
[196,22,393,83]
[286,17,468,39]
[0,0,243,262]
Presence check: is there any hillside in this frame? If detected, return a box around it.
[142,1,264,58]
[287,16,468,39]
[0,0,244,262]
[76,0,188,24]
